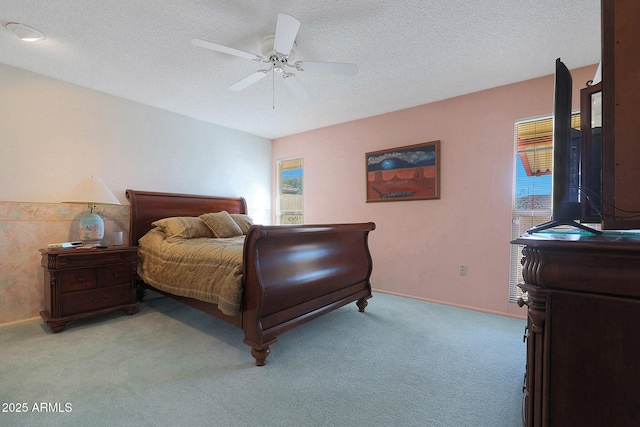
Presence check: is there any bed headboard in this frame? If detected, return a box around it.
[125,189,248,246]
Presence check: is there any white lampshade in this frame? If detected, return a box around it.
[65,176,120,206]
[64,176,120,246]
[592,61,602,85]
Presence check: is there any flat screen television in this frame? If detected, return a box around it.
[528,58,600,234]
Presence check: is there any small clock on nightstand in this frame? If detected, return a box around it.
[39,246,138,332]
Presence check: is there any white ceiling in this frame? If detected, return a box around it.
[1,0,601,140]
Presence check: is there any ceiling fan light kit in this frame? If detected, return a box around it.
[192,13,358,102]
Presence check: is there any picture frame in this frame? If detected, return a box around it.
[366,140,440,202]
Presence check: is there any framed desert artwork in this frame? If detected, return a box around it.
[366,140,440,202]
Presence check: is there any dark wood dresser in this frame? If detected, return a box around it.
[40,246,138,332]
[513,231,640,427]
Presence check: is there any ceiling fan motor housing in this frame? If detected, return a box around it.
[261,34,295,72]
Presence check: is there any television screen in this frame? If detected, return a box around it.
[528,59,600,234]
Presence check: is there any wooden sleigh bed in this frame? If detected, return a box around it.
[126,189,375,366]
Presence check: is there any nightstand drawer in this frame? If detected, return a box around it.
[60,285,133,317]
[59,268,97,293]
[99,265,132,287]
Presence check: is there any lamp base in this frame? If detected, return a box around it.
[79,212,104,247]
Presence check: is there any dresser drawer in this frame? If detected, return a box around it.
[99,264,132,287]
[59,268,97,293]
[60,285,133,316]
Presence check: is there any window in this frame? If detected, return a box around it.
[509,113,580,302]
[276,157,303,224]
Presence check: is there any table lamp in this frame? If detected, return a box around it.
[64,176,120,247]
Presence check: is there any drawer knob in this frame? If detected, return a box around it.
[89,295,107,303]
[77,278,84,283]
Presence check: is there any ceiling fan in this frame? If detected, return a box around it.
[192,13,358,102]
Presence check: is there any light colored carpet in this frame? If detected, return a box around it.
[0,292,526,426]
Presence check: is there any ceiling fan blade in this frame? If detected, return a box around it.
[229,70,271,91]
[192,38,262,61]
[273,13,300,56]
[294,61,358,76]
[283,74,314,102]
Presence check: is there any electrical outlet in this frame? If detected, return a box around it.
[459,265,468,276]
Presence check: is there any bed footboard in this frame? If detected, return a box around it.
[241,222,375,365]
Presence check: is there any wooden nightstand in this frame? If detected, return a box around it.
[40,246,138,332]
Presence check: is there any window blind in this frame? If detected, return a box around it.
[509,113,580,302]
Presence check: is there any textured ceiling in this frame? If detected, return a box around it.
[1,0,601,139]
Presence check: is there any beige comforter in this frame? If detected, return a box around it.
[137,228,245,316]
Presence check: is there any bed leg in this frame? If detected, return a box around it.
[356,297,369,312]
[251,346,271,366]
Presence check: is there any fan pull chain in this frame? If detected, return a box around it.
[272,71,275,109]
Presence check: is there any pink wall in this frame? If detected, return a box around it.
[273,64,598,319]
